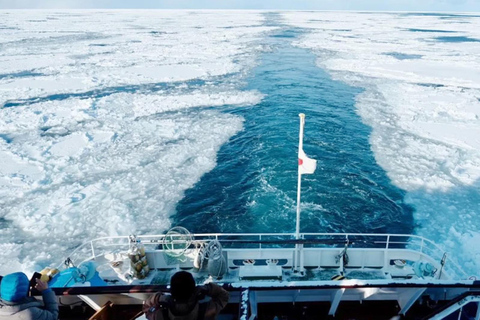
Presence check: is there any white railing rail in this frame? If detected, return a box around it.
[57,232,468,279]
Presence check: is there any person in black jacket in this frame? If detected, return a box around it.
[143,271,229,320]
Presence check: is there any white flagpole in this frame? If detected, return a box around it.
[296,113,305,240]
[294,113,305,272]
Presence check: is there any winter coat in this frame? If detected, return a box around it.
[143,283,229,320]
[0,289,59,320]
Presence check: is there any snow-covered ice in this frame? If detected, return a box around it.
[283,11,480,275]
[0,10,269,275]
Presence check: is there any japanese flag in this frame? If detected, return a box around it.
[298,148,316,175]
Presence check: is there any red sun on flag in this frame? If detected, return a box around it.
[298,158,303,165]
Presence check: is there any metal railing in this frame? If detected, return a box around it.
[57,232,468,279]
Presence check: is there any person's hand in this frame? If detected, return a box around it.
[35,278,49,292]
[196,284,210,300]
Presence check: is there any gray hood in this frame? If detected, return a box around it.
[0,297,42,315]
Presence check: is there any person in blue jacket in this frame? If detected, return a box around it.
[0,272,59,320]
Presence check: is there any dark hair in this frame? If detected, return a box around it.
[170,271,195,301]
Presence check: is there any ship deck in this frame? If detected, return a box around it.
[46,232,474,319]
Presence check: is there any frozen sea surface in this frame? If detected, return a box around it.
[1,10,480,277]
[0,10,268,274]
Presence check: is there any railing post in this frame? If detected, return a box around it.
[384,235,390,270]
[300,234,304,272]
[292,234,296,271]
[90,241,95,260]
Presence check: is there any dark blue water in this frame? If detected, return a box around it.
[401,13,480,18]
[0,70,45,80]
[408,28,455,33]
[1,78,211,108]
[173,23,414,235]
[435,36,480,43]
[0,133,13,143]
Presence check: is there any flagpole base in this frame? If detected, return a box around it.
[291,269,306,278]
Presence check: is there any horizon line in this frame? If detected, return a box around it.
[0,8,479,13]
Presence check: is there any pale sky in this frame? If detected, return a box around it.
[1,0,480,11]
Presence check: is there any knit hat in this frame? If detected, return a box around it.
[170,271,195,302]
[0,272,29,302]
